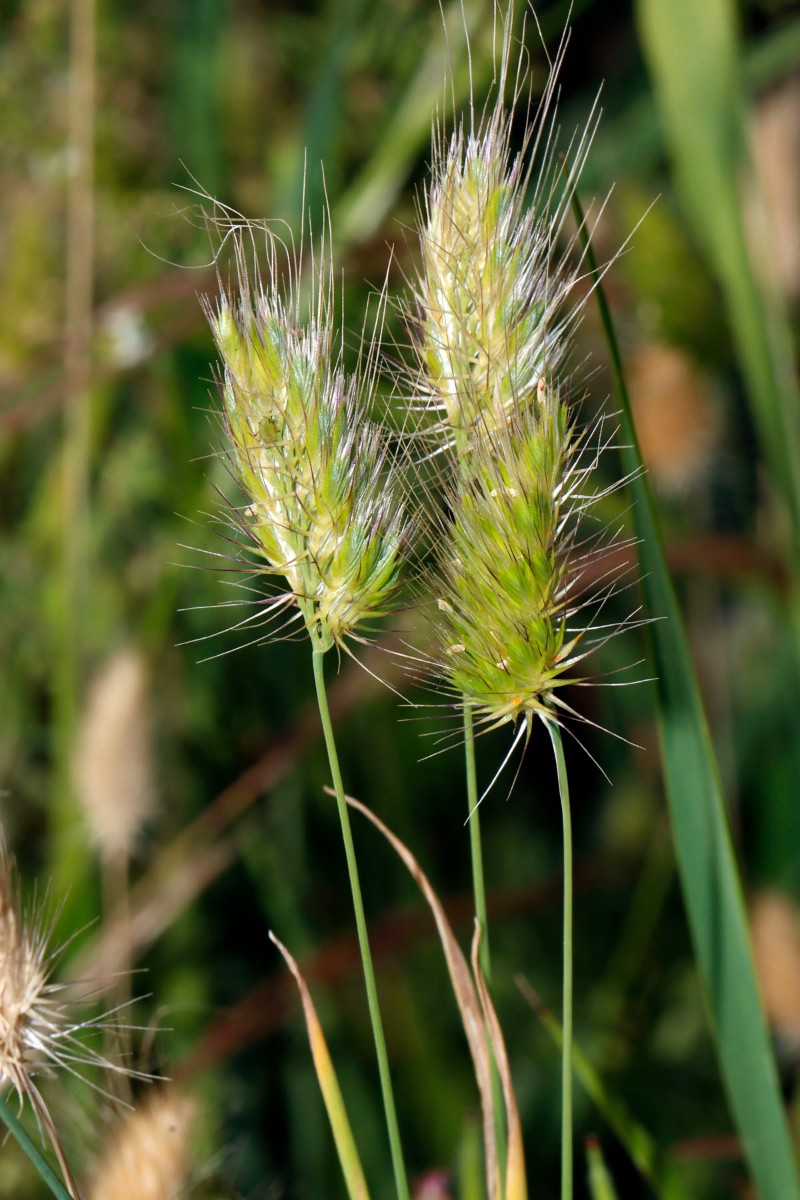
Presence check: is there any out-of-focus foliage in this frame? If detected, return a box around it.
[2,1,800,1197]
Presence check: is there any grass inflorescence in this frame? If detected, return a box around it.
[410,18,599,460]
[428,379,626,744]
[0,850,152,1199]
[204,218,414,1200]
[205,230,414,657]
[401,16,636,1198]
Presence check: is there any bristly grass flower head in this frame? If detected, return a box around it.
[202,209,417,1198]
[203,219,414,658]
[0,849,149,1196]
[428,378,632,757]
[409,7,601,458]
[86,1087,196,1200]
[406,6,639,780]
[0,852,126,1105]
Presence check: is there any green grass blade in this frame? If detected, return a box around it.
[458,1113,488,1200]
[0,1095,73,1200]
[586,1136,620,1200]
[576,204,800,1200]
[636,0,800,553]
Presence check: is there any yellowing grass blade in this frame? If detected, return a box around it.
[270,933,371,1200]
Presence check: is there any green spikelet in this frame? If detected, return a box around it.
[411,16,598,457]
[205,235,411,653]
[431,378,604,735]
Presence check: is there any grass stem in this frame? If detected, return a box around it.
[463,704,507,1184]
[463,706,489,979]
[311,647,410,1200]
[547,717,573,1200]
[0,1095,75,1200]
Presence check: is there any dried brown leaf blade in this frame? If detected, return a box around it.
[470,925,527,1200]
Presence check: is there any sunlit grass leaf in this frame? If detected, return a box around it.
[575,200,800,1200]
[270,932,371,1200]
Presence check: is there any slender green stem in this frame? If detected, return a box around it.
[311,647,410,1200]
[547,718,573,1200]
[463,703,506,1186]
[0,1095,74,1200]
[463,705,490,980]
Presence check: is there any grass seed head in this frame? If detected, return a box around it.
[407,11,634,760]
[87,1088,196,1200]
[73,647,155,863]
[0,851,143,1115]
[0,859,51,1104]
[428,381,630,738]
[205,228,413,654]
[410,11,598,456]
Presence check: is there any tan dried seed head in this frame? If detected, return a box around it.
[88,1088,196,1200]
[73,648,156,861]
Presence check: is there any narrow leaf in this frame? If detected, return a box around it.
[575,200,800,1200]
[586,1135,620,1200]
[458,1113,486,1200]
[270,933,371,1200]
[637,0,800,552]
[0,1094,73,1200]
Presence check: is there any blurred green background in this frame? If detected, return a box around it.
[2,0,800,1196]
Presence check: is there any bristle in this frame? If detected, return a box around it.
[0,854,51,1103]
[73,648,156,862]
[87,1088,196,1200]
